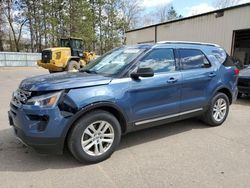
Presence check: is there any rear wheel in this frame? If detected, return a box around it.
[202,93,229,126]
[67,60,80,71]
[68,110,121,163]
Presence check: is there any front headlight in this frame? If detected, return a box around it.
[26,91,62,108]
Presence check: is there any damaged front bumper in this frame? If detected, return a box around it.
[8,102,70,154]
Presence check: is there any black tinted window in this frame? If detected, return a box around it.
[224,55,236,67]
[139,49,175,73]
[179,49,210,70]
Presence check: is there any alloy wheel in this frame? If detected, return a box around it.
[81,121,114,156]
[212,98,227,122]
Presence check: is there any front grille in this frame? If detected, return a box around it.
[11,89,31,107]
[42,50,52,63]
[238,78,250,87]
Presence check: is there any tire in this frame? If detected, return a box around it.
[202,93,229,127]
[67,60,80,71]
[49,70,58,73]
[68,110,121,163]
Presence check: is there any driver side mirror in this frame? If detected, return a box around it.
[130,67,154,79]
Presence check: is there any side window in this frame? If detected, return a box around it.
[179,49,211,70]
[139,48,176,73]
[211,48,226,64]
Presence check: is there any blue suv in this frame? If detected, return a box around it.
[8,42,239,163]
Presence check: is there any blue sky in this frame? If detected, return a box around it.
[142,0,250,17]
[173,0,214,16]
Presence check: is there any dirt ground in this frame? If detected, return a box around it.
[0,67,250,188]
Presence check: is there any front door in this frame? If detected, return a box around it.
[128,48,182,124]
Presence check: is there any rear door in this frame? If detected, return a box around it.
[128,48,182,124]
[178,48,217,112]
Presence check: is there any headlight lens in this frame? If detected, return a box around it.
[27,91,62,108]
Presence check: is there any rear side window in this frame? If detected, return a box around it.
[139,48,176,73]
[207,47,235,66]
[179,49,211,70]
[211,48,226,64]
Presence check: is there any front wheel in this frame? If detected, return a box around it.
[68,110,121,163]
[202,93,229,126]
[67,60,80,72]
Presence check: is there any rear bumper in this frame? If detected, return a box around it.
[37,60,64,72]
[232,85,238,103]
[8,103,70,154]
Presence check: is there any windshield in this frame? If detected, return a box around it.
[60,39,70,47]
[83,47,143,75]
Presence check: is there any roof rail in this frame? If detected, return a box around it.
[157,41,220,47]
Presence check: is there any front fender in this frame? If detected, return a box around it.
[60,101,129,144]
[66,85,116,109]
[60,85,130,140]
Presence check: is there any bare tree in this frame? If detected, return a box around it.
[214,0,241,9]
[3,0,27,52]
[118,0,142,43]
[119,0,142,30]
[152,5,182,24]
[157,4,171,22]
[0,1,5,51]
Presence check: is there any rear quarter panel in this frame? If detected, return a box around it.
[203,48,238,103]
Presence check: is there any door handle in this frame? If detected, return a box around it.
[208,72,216,77]
[167,77,178,83]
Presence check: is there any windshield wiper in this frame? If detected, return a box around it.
[79,69,97,74]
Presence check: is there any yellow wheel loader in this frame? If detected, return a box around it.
[37,37,96,73]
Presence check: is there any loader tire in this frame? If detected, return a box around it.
[67,60,80,72]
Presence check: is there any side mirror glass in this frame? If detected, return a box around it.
[130,67,154,79]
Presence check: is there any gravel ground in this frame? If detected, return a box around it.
[0,67,250,188]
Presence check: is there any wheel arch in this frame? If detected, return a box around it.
[215,87,233,104]
[63,102,129,148]
[67,56,80,64]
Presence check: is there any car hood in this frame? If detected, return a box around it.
[19,72,112,91]
[239,68,250,78]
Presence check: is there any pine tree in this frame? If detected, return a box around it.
[167,6,182,21]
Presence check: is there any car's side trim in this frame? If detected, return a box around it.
[135,108,203,125]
